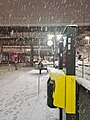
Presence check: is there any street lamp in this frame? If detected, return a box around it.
[48,35,54,40]
[47,34,63,67]
[47,40,53,46]
[47,39,55,67]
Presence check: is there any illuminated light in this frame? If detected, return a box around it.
[85,36,90,40]
[14,54,18,58]
[26,49,31,51]
[45,26,48,31]
[48,35,54,40]
[11,30,14,35]
[56,34,63,40]
[66,24,78,27]
[48,34,63,40]
[47,40,53,46]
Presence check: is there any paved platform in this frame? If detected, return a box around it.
[0,68,59,120]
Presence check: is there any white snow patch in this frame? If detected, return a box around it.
[77,77,90,91]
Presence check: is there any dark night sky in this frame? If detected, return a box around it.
[0,0,90,25]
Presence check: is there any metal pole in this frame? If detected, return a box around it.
[53,37,55,67]
[76,81,79,120]
[58,41,63,69]
[58,41,63,120]
[59,108,62,120]
[65,26,79,120]
[0,41,3,64]
[82,56,84,78]
[53,42,54,67]
[38,38,41,59]
[38,74,40,96]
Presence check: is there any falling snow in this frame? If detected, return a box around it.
[0,68,59,120]
[0,0,89,25]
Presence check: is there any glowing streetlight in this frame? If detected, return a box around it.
[85,36,90,45]
[47,40,53,46]
[47,34,63,67]
[47,35,54,40]
[56,34,63,40]
[85,36,90,40]
[47,34,63,40]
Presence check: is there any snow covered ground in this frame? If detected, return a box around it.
[0,60,90,120]
[0,67,59,120]
[76,60,90,91]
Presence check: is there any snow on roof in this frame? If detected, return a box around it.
[66,24,78,27]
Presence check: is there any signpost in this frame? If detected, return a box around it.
[58,41,63,120]
[47,25,79,120]
[64,25,79,120]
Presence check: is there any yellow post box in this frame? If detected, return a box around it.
[65,75,76,114]
[53,71,66,108]
[47,68,66,109]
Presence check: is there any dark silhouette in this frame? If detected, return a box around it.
[38,61,43,74]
